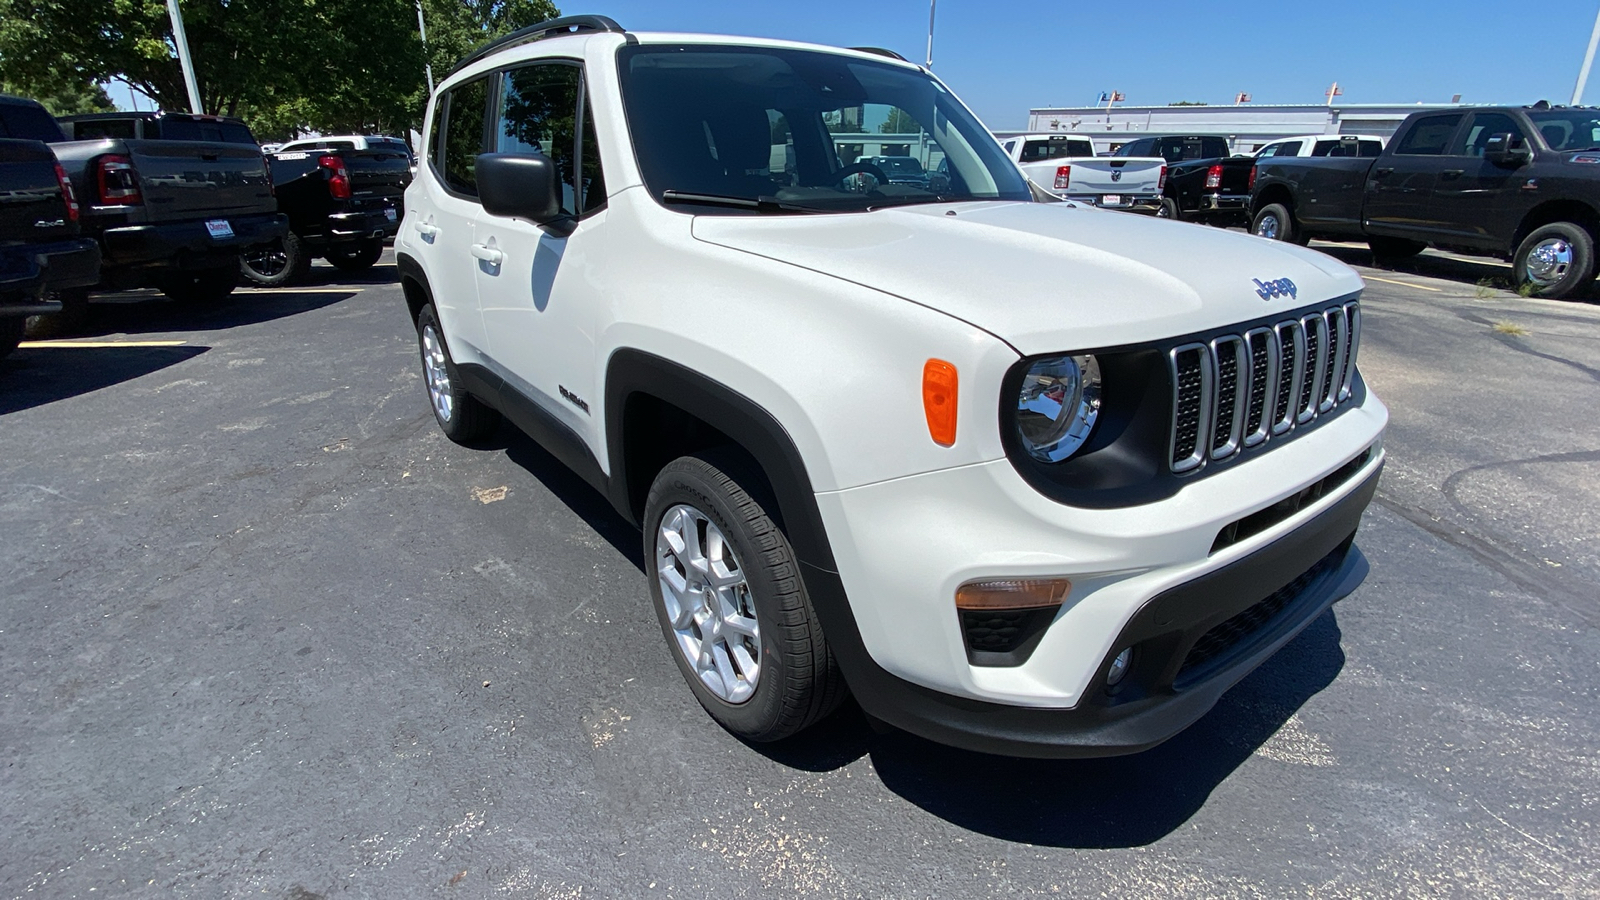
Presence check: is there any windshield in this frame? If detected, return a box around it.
[616,44,1031,213]
[1528,110,1600,150]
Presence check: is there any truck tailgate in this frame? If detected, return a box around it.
[344,150,412,203]
[0,138,76,242]
[1066,158,1166,195]
[116,140,275,221]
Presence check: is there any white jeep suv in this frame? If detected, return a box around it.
[397,16,1388,757]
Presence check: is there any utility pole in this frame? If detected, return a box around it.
[925,0,936,68]
[165,0,204,114]
[1573,4,1600,105]
[416,0,435,93]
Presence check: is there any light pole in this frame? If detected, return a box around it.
[415,0,435,93]
[1573,4,1600,105]
[925,0,936,68]
[166,0,204,114]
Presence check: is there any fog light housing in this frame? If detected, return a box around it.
[956,578,1070,667]
[1105,647,1133,687]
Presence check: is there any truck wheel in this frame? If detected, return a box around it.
[1367,237,1427,262]
[0,318,22,360]
[415,304,499,442]
[1157,197,1181,221]
[240,234,312,287]
[159,266,239,304]
[644,452,846,743]
[324,238,384,272]
[1513,223,1596,300]
[1252,203,1304,244]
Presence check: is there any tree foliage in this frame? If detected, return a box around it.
[879,107,920,134]
[0,0,557,139]
[0,72,113,115]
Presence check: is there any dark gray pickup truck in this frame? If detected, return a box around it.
[1250,104,1600,299]
[0,134,100,357]
[2,98,287,310]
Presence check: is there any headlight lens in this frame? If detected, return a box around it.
[1015,354,1102,462]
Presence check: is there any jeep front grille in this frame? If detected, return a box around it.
[1168,300,1360,474]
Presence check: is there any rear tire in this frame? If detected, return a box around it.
[1513,222,1596,300]
[159,266,239,304]
[0,317,22,360]
[1252,202,1303,244]
[415,304,499,442]
[1157,197,1180,221]
[1368,236,1427,261]
[324,238,384,272]
[644,452,846,743]
[240,233,312,286]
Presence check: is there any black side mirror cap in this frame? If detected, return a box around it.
[476,152,573,232]
[1484,133,1533,168]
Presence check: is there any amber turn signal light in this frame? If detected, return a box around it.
[922,359,958,446]
[955,578,1072,611]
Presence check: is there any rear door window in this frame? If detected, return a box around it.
[437,76,490,196]
[1395,114,1464,155]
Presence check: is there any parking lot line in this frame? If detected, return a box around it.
[17,340,190,349]
[233,287,366,294]
[1362,275,1443,292]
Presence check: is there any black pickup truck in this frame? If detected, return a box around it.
[1114,134,1254,225]
[0,135,100,357]
[4,101,287,308]
[1250,104,1600,299]
[241,142,411,285]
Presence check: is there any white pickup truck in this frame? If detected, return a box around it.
[1252,134,1386,159]
[1000,133,1167,212]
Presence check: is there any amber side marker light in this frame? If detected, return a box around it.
[955,578,1072,611]
[922,359,959,446]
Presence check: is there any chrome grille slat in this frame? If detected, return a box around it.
[1168,300,1360,474]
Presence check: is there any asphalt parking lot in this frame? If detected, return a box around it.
[2,246,1597,898]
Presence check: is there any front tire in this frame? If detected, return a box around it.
[644,452,846,742]
[240,233,312,286]
[1513,222,1596,300]
[1252,202,1304,244]
[324,238,384,272]
[415,304,499,442]
[159,266,239,304]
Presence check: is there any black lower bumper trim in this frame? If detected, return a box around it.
[0,238,101,308]
[100,213,288,270]
[807,461,1381,758]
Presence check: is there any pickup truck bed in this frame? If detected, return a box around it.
[240,147,410,285]
[1114,135,1253,224]
[1002,134,1167,212]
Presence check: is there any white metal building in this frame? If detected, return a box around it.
[1006,103,1478,155]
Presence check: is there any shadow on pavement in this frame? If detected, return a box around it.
[0,344,209,415]
[762,611,1347,849]
[1314,242,1599,302]
[64,286,367,339]
[497,426,646,571]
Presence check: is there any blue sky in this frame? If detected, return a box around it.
[109,1,1600,127]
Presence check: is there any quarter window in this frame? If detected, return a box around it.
[1395,114,1463,155]
[439,76,489,195]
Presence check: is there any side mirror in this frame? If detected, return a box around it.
[1484,133,1533,168]
[476,153,571,229]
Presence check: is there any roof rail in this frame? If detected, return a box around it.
[848,46,908,62]
[447,15,626,78]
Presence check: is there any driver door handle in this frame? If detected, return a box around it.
[416,222,439,238]
[470,242,504,266]
[1440,169,1464,180]
[1373,167,1394,178]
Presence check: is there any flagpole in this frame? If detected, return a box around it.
[925,0,936,68]
[165,0,204,114]
[1574,4,1600,105]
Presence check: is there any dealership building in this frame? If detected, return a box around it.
[1004,102,1475,155]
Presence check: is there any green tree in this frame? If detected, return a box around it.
[0,72,114,115]
[879,107,921,134]
[0,0,558,139]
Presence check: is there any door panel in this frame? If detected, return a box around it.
[1364,112,1463,237]
[1430,112,1528,247]
[420,76,492,357]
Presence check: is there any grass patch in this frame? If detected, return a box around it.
[1492,320,1530,336]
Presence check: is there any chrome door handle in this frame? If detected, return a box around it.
[470,243,504,265]
[1440,169,1464,180]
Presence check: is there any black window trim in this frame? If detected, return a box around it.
[431,72,496,200]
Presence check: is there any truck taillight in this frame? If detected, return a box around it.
[1158,165,1167,191]
[1204,164,1223,190]
[53,161,79,223]
[1248,165,1257,192]
[319,153,352,200]
[96,154,142,206]
[1054,164,1071,190]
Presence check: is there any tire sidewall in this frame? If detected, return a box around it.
[1253,203,1292,242]
[240,234,307,286]
[643,459,793,738]
[1515,223,1595,299]
[416,305,467,435]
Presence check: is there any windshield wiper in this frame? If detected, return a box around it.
[660,190,831,214]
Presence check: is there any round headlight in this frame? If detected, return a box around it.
[1015,354,1102,463]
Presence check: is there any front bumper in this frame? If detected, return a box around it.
[99,212,289,271]
[810,392,1386,757]
[0,237,101,314]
